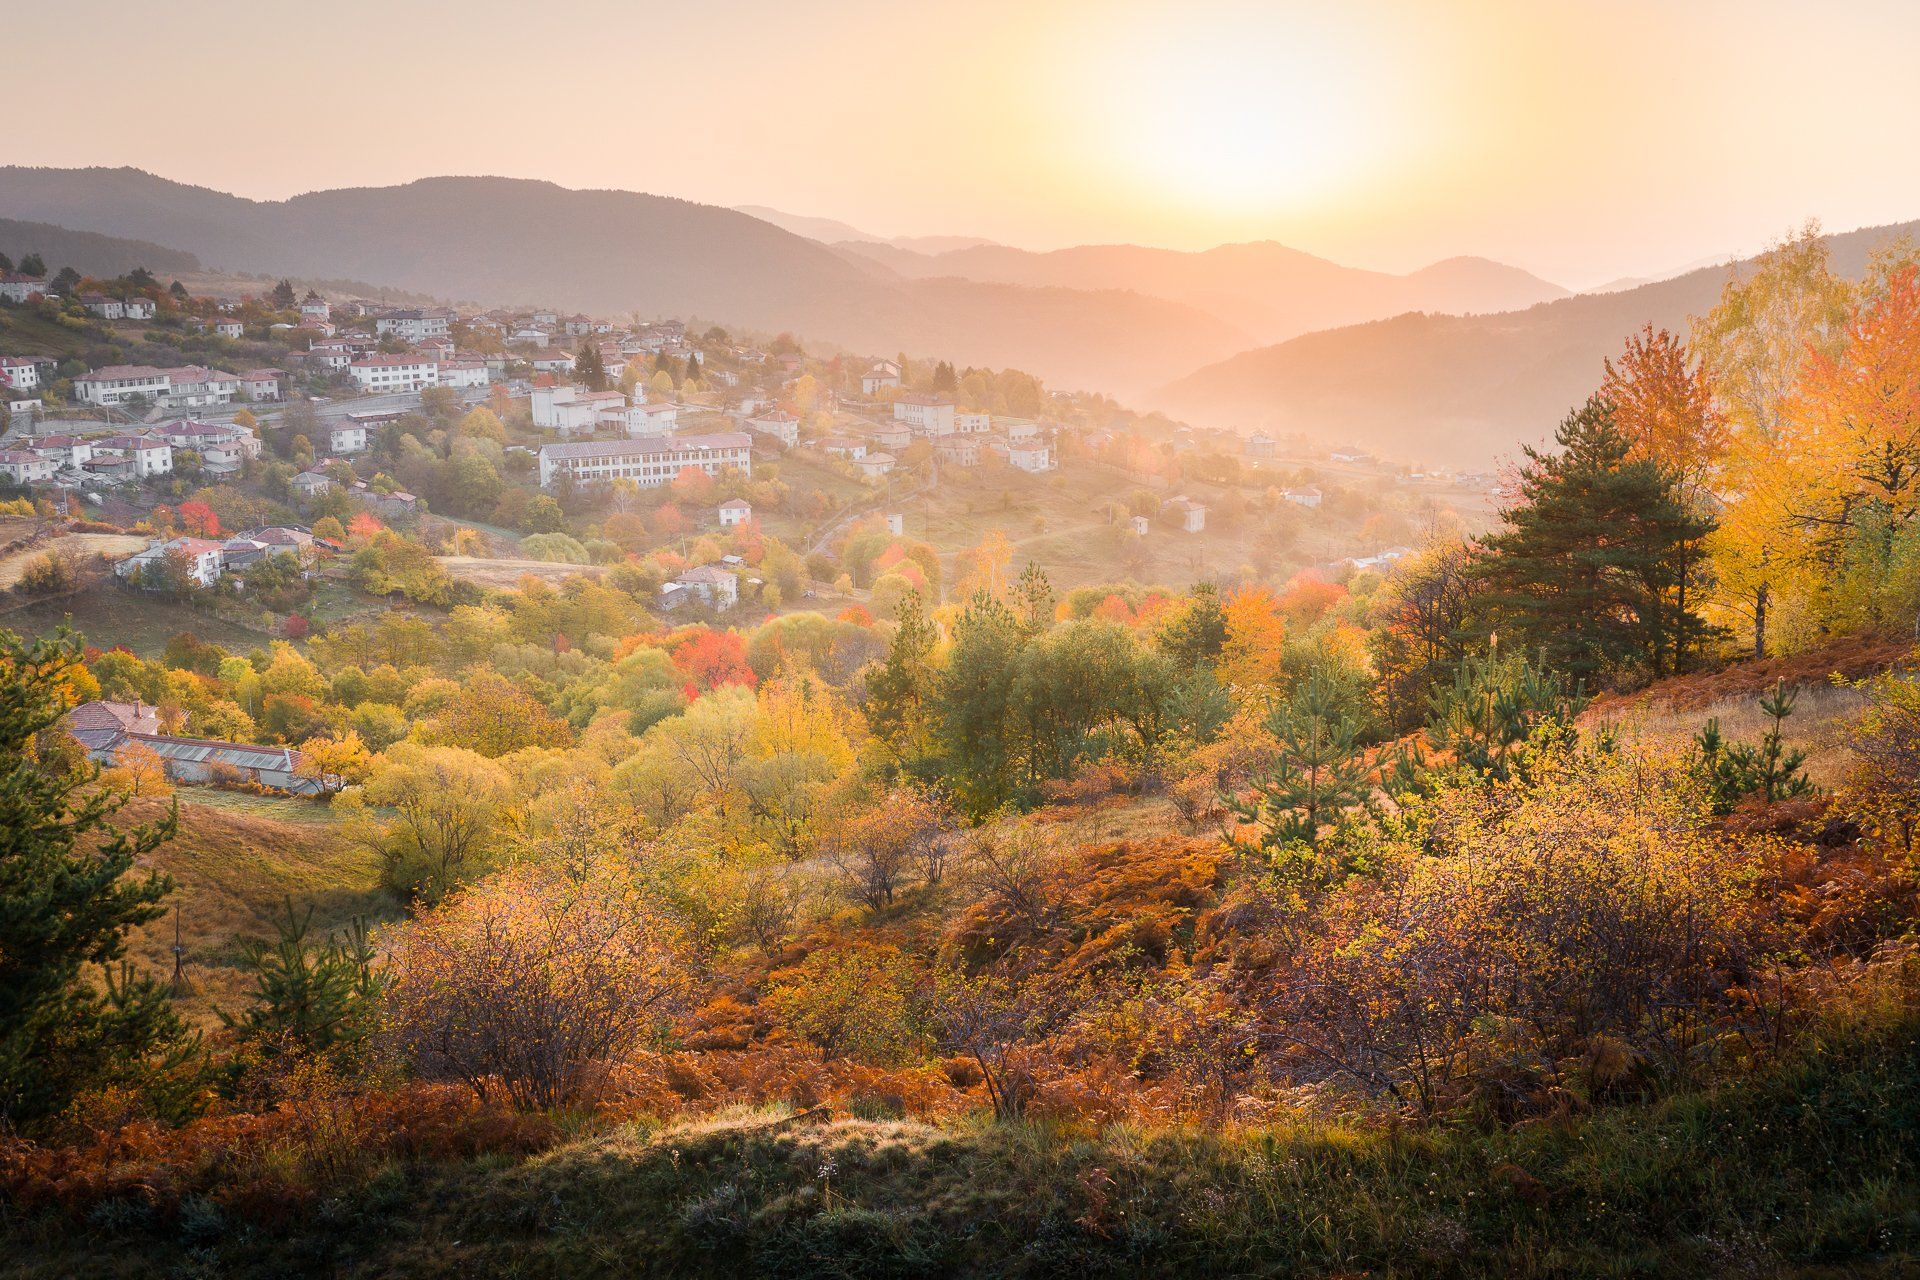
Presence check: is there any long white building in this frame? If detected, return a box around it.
[538,432,752,489]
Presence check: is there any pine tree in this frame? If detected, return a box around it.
[0,253,12,274]
[576,343,608,392]
[1474,396,1716,683]
[1155,581,1228,667]
[1013,561,1055,633]
[169,280,189,300]
[223,897,382,1063]
[50,266,81,295]
[1230,667,1374,854]
[685,352,702,383]
[933,360,957,393]
[1421,643,1579,784]
[1690,679,1816,814]
[18,252,45,277]
[270,278,297,308]
[0,630,199,1134]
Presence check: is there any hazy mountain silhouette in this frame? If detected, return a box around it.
[1154,219,1920,467]
[0,218,201,278]
[734,205,996,255]
[832,239,1571,346]
[0,168,1242,393]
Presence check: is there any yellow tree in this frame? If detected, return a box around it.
[1694,225,1855,656]
[1217,585,1288,692]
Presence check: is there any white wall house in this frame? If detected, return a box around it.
[0,274,49,303]
[96,434,173,477]
[75,365,173,406]
[329,422,369,455]
[348,355,440,393]
[0,357,42,391]
[436,360,491,389]
[717,498,752,527]
[627,402,681,437]
[375,309,452,342]
[538,432,752,489]
[745,409,797,446]
[893,395,956,435]
[0,450,57,484]
[123,297,156,320]
[117,537,224,587]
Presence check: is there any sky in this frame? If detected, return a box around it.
[12,0,1920,288]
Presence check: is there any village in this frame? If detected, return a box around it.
[0,257,1498,795]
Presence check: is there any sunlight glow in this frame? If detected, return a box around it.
[1087,14,1390,219]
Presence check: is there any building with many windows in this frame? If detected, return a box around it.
[537,432,752,489]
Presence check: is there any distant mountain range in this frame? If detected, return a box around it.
[1152,219,1920,467]
[732,206,997,256]
[0,168,1573,397]
[830,239,1572,349]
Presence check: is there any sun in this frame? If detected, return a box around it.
[1080,11,1390,220]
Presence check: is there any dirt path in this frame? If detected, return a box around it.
[434,555,606,589]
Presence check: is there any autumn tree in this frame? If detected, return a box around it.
[342,743,518,902]
[1695,224,1856,656]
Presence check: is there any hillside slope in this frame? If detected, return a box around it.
[6,1017,1913,1277]
[0,218,201,278]
[1154,218,1920,466]
[0,168,1238,394]
[835,238,1571,346]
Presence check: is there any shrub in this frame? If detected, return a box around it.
[384,860,693,1109]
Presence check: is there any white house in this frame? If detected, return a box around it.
[299,290,331,321]
[893,395,956,435]
[1006,441,1052,473]
[0,357,43,391]
[82,294,126,320]
[626,401,680,438]
[329,422,369,455]
[0,449,56,485]
[538,432,753,489]
[860,362,901,395]
[1166,496,1208,533]
[0,274,49,303]
[348,355,439,393]
[436,359,490,389]
[74,365,174,406]
[820,436,866,460]
[669,564,739,611]
[23,434,93,468]
[375,309,452,342]
[96,434,173,477]
[117,536,225,587]
[123,297,156,321]
[212,318,245,340]
[531,351,577,375]
[717,498,752,527]
[955,411,992,434]
[159,367,243,408]
[1282,487,1322,509]
[745,408,797,446]
[854,451,896,481]
[291,468,334,498]
[240,369,283,401]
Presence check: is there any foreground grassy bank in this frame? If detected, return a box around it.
[5,1017,1915,1279]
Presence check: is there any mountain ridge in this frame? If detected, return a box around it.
[1153,218,1920,466]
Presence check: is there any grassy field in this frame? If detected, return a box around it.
[436,555,607,589]
[4,1014,1913,1277]
[0,587,270,656]
[0,533,149,589]
[112,794,395,1028]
